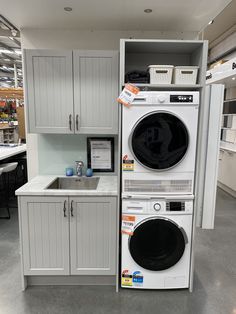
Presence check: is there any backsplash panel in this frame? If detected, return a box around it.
[38,134,118,175]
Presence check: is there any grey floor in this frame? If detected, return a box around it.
[0,188,236,314]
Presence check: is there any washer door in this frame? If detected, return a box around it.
[130,112,189,170]
[129,217,187,271]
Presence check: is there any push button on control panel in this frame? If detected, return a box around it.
[153,203,161,211]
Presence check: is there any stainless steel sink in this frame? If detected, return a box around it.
[46,177,100,190]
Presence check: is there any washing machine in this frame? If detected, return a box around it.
[122,91,199,196]
[121,196,193,289]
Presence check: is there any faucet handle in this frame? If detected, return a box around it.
[75,161,84,167]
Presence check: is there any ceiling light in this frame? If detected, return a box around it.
[144,9,152,13]
[0,49,14,54]
[208,20,214,25]
[15,50,22,55]
[64,7,72,11]
[232,77,236,80]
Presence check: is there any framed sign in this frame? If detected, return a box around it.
[87,137,114,172]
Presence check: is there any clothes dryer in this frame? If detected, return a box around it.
[122,91,199,196]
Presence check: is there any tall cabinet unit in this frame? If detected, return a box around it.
[24,49,119,134]
[119,39,223,291]
[206,58,236,197]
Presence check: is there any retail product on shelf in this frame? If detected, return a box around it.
[125,70,150,84]
[173,66,199,85]
[148,65,174,84]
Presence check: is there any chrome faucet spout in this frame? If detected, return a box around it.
[75,161,84,177]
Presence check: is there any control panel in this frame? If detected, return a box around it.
[123,199,193,214]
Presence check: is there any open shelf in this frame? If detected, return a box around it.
[120,39,207,87]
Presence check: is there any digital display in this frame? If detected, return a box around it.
[170,95,193,103]
[169,202,184,211]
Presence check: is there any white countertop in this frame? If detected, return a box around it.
[0,144,27,161]
[16,175,118,196]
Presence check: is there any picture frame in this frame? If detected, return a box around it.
[87,137,114,172]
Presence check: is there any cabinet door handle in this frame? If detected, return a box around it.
[76,114,79,131]
[63,200,67,217]
[69,114,72,131]
[70,200,74,217]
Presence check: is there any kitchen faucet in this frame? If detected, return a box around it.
[75,161,84,176]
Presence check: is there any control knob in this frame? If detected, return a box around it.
[153,203,161,211]
[157,95,166,103]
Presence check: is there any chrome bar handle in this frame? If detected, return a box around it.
[63,200,67,217]
[69,114,72,131]
[76,114,79,131]
[70,200,74,217]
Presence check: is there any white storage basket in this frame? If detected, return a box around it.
[173,66,199,85]
[227,115,236,129]
[148,65,174,84]
[222,129,236,144]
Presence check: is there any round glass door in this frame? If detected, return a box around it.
[129,218,186,271]
[130,112,189,170]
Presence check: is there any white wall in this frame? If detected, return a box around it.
[21,28,198,179]
[209,30,236,63]
[21,29,198,50]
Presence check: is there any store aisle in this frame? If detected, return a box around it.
[0,189,235,314]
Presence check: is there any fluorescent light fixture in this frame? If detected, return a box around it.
[232,77,236,80]
[208,20,214,25]
[15,50,22,55]
[0,49,14,54]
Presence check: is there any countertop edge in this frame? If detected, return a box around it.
[15,175,118,197]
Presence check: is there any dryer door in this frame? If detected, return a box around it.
[129,217,187,271]
[130,111,189,170]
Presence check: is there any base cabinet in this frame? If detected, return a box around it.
[20,196,70,275]
[70,197,116,275]
[19,196,117,277]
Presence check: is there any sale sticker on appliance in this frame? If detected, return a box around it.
[121,215,135,235]
[117,84,140,107]
[121,269,133,286]
[122,159,134,171]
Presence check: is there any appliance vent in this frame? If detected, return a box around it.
[124,180,192,193]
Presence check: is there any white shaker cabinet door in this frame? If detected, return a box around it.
[69,197,117,275]
[20,196,70,275]
[24,50,74,133]
[73,50,119,134]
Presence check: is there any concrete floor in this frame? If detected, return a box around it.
[0,188,236,314]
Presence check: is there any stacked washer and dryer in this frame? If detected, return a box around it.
[121,91,199,289]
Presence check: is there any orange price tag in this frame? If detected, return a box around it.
[121,215,136,235]
[117,84,140,107]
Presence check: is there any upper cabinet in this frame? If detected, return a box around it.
[23,49,119,134]
[24,50,74,134]
[73,50,119,134]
